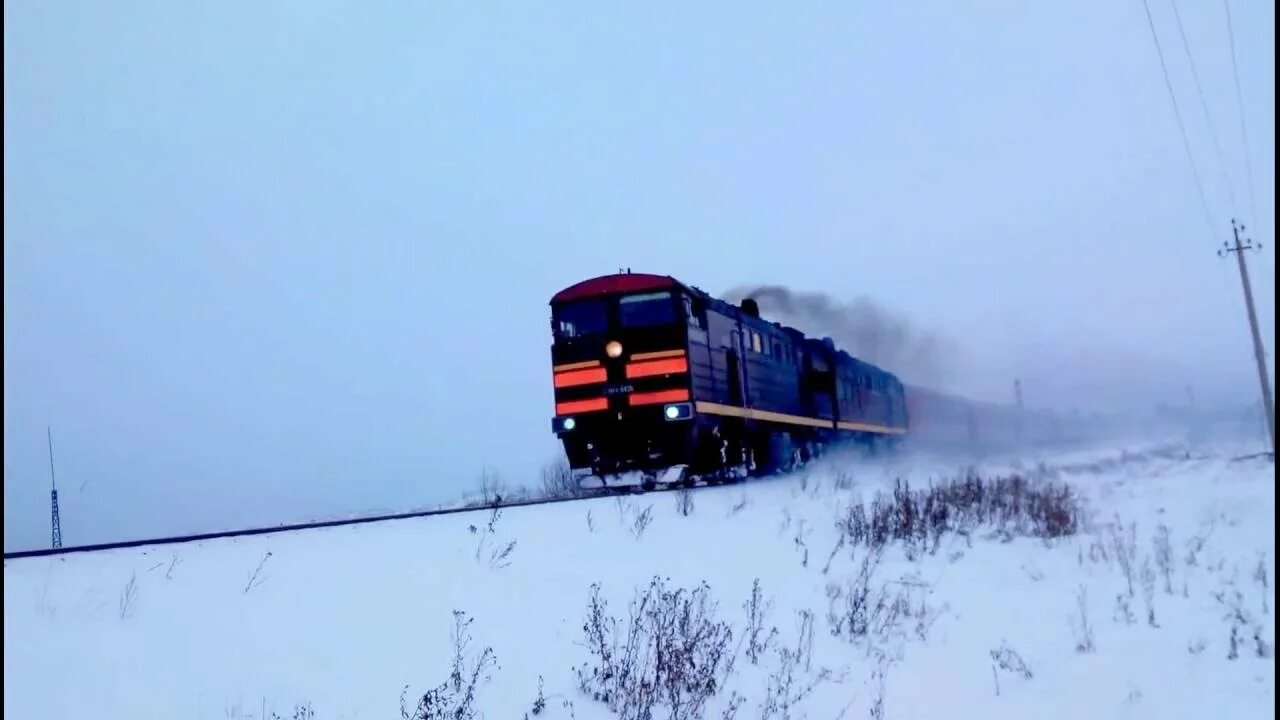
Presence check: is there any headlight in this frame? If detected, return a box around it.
[663,403,693,421]
[563,417,576,431]
[605,340,623,358]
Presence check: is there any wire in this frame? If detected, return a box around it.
[1169,0,1238,215]
[1222,0,1261,227]
[1140,0,1218,242]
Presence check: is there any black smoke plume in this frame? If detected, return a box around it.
[723,284,958,386]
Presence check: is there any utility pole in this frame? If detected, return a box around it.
[1014,379,1024,443]
[1219,219,1275,455]
[47,426,63,548]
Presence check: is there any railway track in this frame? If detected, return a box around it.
[5,439,1183,561]
[0,472,728,561]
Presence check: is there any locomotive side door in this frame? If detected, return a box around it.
[726,329,746,407]
[726,349,744,407]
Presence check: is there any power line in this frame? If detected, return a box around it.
[1140,0,1218,241]
[1222,0,1261,228]
[1168,0,1238,214]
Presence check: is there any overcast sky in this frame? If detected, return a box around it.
[4,1,1274,551]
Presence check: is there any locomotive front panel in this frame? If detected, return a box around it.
[548,276,699,476]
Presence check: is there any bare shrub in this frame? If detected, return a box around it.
[575,577,735,720]
[527,676,547,718]
[1114,592,1135,625]
[165,553,182,581]
[586,510,595,533]
[744,579,779,666]
[541,459,581,499]
[759,647,831,719]
[826,547,883,642]
[477,468,506,507]
[728,494,749,517]
[401,610,496,720]
[795,609,816,673]
[1254,626,1274,659]
[244,552,272,594]
[1214,585,1271,660]
[759,610,834,720]
[778,508,793,536]
[119,572,138,620]
[827,473,1082,571]
[1072,585,1095,653]
[675,488,695,517]
[1086,533,1110,565]
[866,576,933,647]
[1140,556,1158,627]
[990,641,1033,684]
[474,507,505,564]
[821,532,845,576]
[1104,518,1137,597]
[1153,525,1173,594]
[867,657,889,720]
[631,506,653,540]
[1184,521,1215,567]
[833,471,855,491]
[489,540,517,570]
[825,548,937,656]
[793,519,810,568]
[270,704,315,720]
[719,692,745,720]
[1255,553,1270,615]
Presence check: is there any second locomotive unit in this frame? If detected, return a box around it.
[548,272,908,487]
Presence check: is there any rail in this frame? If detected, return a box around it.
[2,488,625,560]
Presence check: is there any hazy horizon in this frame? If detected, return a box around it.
[5,1,1274,551]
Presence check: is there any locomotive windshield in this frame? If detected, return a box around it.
[551,291,680,340]
[552,299,607,338]
[619,291,677,328]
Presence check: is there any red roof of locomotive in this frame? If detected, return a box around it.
[550,273,680,303]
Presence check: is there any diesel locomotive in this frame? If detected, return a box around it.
[547,272,909,487]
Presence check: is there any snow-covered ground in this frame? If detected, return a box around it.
[4,435,1274,719]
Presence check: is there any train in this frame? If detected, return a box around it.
[547,271,1084,489]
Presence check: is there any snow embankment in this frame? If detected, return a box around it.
[3,438,1274,719]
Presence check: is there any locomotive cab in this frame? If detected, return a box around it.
[548,273,700,480]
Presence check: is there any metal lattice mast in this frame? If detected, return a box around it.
[47,426,62,548]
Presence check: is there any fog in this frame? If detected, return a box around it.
[4,1,1274,551]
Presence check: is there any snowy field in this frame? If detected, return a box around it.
[4,435,1274,719]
